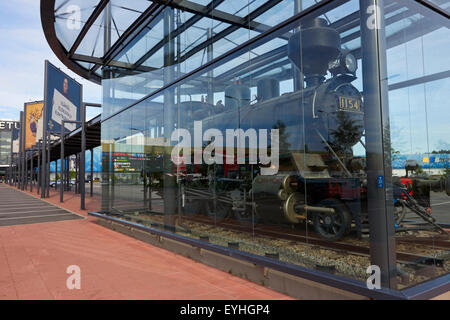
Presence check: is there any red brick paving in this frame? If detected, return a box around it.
[2,184,448,300]
[0,184,292,300]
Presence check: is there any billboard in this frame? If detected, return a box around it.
[24,101,44,149]
[44,60,82,134]
[11,125,20,154]
[392,153,450,169]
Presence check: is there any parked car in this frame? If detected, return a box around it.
[50,180,75,188]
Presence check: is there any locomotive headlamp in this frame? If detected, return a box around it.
[344,53,357,74]
[329,52,358,75]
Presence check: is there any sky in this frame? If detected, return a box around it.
[0,0,102,122]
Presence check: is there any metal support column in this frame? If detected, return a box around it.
[206,27,214,105]
[75,153,79,194]
[102,1,112,214]
[60,121,64,202]
[80,103,86,210]
[30,150,33,192]
[19,111,24,190]
[13,159,15,186]
[55,158,58,191]
[293,0,304,91]
[24,151,28,190]
[90,149,94,197]
[46,128,51,198]
[66,157,70,191]
[163,6,177,229]
[9,127,14,185]
[359,0,396,289]
[41,127,46,198]
[37,140,41,194]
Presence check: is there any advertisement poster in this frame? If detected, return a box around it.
[44,60,82,134]
[51,89,77,131]
[24,101,44,149]
[11,126,20,154]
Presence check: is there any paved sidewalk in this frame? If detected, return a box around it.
[0,184,291,300]
[2,183,448,300]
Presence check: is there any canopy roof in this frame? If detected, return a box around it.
[41,0,450,85]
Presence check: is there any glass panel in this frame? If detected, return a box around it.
[99,0,450,293]
[102,0,373,285]
[102,0,325,84]
[54,0,100,51]
[216,0,269,17]
[75,10,105,58]
[427,0,450,14]
[110,0,150,44]
[384,0,450,289]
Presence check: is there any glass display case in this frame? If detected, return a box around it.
[45,0,450,297]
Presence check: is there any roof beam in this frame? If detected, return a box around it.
[415,0,450,19]
[133,0,225,69]
[89,2,165,75]
[173,0,284,65]
[40,0,102,84]
[152,0,274,32]
[102,2,167,67]
[72,53,158,73]
[135,0,286,69]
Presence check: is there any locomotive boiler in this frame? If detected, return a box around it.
[178,18,366,240]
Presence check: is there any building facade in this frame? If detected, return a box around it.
[42,0,450,298]
[0,120,19,179]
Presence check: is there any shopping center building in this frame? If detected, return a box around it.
[0,120,19,180]
[41,0,450,298]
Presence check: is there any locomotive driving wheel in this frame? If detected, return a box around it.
[204,199,230,222]
[313,198,352,241]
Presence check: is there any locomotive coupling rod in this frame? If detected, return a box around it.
[303,205,335,214]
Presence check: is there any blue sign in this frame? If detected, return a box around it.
[377,175,384,188]
[392,153,449,169]
[49,148,102,172]
[44,60,82,134]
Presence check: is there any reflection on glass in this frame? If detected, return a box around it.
[385,0,450,290]
[98,0,450,292]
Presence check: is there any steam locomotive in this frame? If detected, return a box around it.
[174,18,448,240]
[173,18,368,241]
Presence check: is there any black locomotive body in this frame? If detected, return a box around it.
[177,18,369,241]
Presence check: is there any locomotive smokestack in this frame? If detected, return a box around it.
[288,18,341,87]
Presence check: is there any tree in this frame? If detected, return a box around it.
[329,112,363,155]
[391,147,400,162]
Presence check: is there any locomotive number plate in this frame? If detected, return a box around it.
[338,96,362,112]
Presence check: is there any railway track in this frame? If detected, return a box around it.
[127,213,449,267]
[118,211,450,268]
